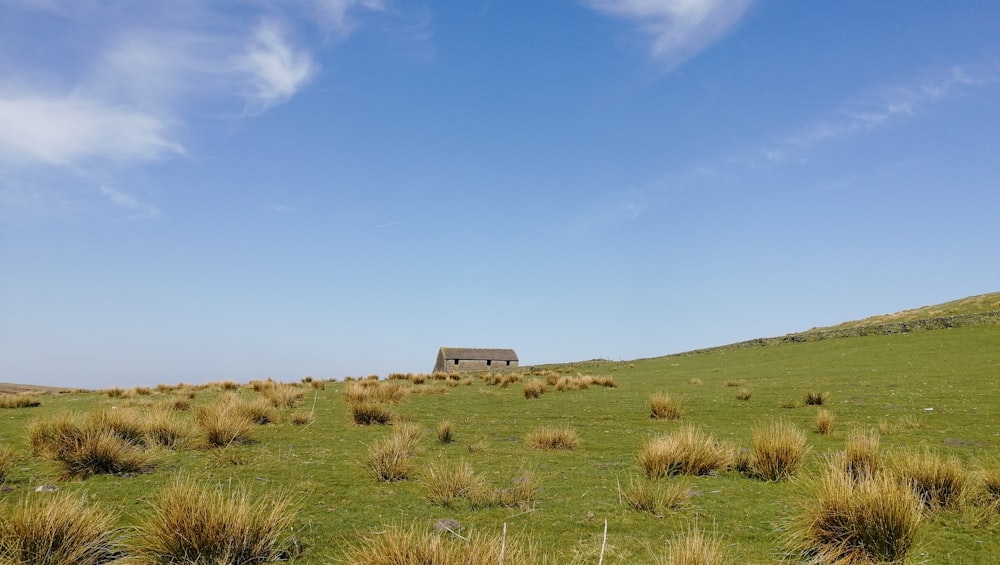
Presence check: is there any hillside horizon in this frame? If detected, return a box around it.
[5,292,997,392]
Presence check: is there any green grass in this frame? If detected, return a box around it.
[0,320,998,563]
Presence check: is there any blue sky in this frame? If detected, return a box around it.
[1,1,998,389]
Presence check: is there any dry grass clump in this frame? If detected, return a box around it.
[310,379,326,390]
[290,411,314,425]
[344,380,410,404]
[249,378,277,392]
[423,460,488,507]
[0,394,42,408]
[892,449,968,510]
[133,478,298,564]
[741,420,809,482]
[844,428,881,480]
[164,396,192,411]
[527,426,579,450]
[0,493,121,565]
[343,524,534,565]
[815,409,835,435]
[350,401,393,425]
[523,379,547,399]
[622,476,692,515]
[482,373,523,388]
[216,393,278,425]
[261,383,305,408]
[788,467,922,565]
[724,380,742,387]
[194,401,258,448]
[688,378,703,385]
[804,391,829,406]
[982,469,1000,514]
[142,408,196,449]
[650,392,683,420]
[734,388,752,401]
[436,420,454,444]
[638,426,733,478]
[364,424,422,482]
[102,386,128,398]
[658,526,731,565]
[133,386,153,396]
[0,445,16,484]
[27,411,155,479]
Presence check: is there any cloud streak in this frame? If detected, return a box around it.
[585,0,752,69]
[760,64,1000,164]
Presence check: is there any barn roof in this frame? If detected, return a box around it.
[439,347,518,361]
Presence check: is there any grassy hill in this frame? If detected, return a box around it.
[0,295,998,563]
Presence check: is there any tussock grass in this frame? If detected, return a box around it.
[735,388,752,401]
[310,379,326,390]
[290,411,314,425]
[194,401,257,448]
[344,380,410,404]
[788,467,922,565]
[527,426,579,450]
[218,393,277,424]
[0,493,121,565]
[0,394,41,409]
[844,428,881,480]
[724,380,742,387]
[26,412,155,479]
[659,526,731,565]
[364,424,421,482]
[982,469,1000,514]
[622,476,691,515]
[742,420,809,482]
[804,391,829,406]
[892,449,968,510]
[523,379,546,399]
[102,386,128,398]
[0,445,15,483]
[688,378,703,385]
[423,460,488,507]
[142,408,195,449]
[638,426,733,478]
[350,401,393,425]
[262,384,305,408]
[343,524,534,565]
[650,392,683,420]
[815,409,835,435]
[133,477,298,564]
[436,420,454,443]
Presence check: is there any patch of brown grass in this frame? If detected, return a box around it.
[734,388,752,401]
[844,428,881,480]
[423,460,488,507]
[658,526,731,565]
[741,420,809,481]
[804,391,829,406]
[815,409,835,435]
[788,467,922,564]
[527,426,579,450]
[0,493,121,565]
[0,445,16,484]
[350,401,393,425]
[638,426,733,478]
[892,449,968,510]
[622,476,691,516]
[343,524,534,565]
[132,478,298,564]
[650,392,683,420]
[436,420,454,444]
[523,379,546,399]
[0,394,42,409]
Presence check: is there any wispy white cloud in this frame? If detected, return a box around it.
[0,1,389,219]
[0,94,182,166]
[239,21,317,113]
[98,185,161,218]
[585,0,752,69]
[307,0,386,36]
[760,64,1000,163]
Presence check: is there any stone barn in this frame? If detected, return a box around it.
[433,347,519,373]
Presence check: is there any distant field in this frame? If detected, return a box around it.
[1,302,998,563]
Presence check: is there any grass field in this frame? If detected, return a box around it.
[1,306,998,563]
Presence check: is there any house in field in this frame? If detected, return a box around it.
[433,347,519,373]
